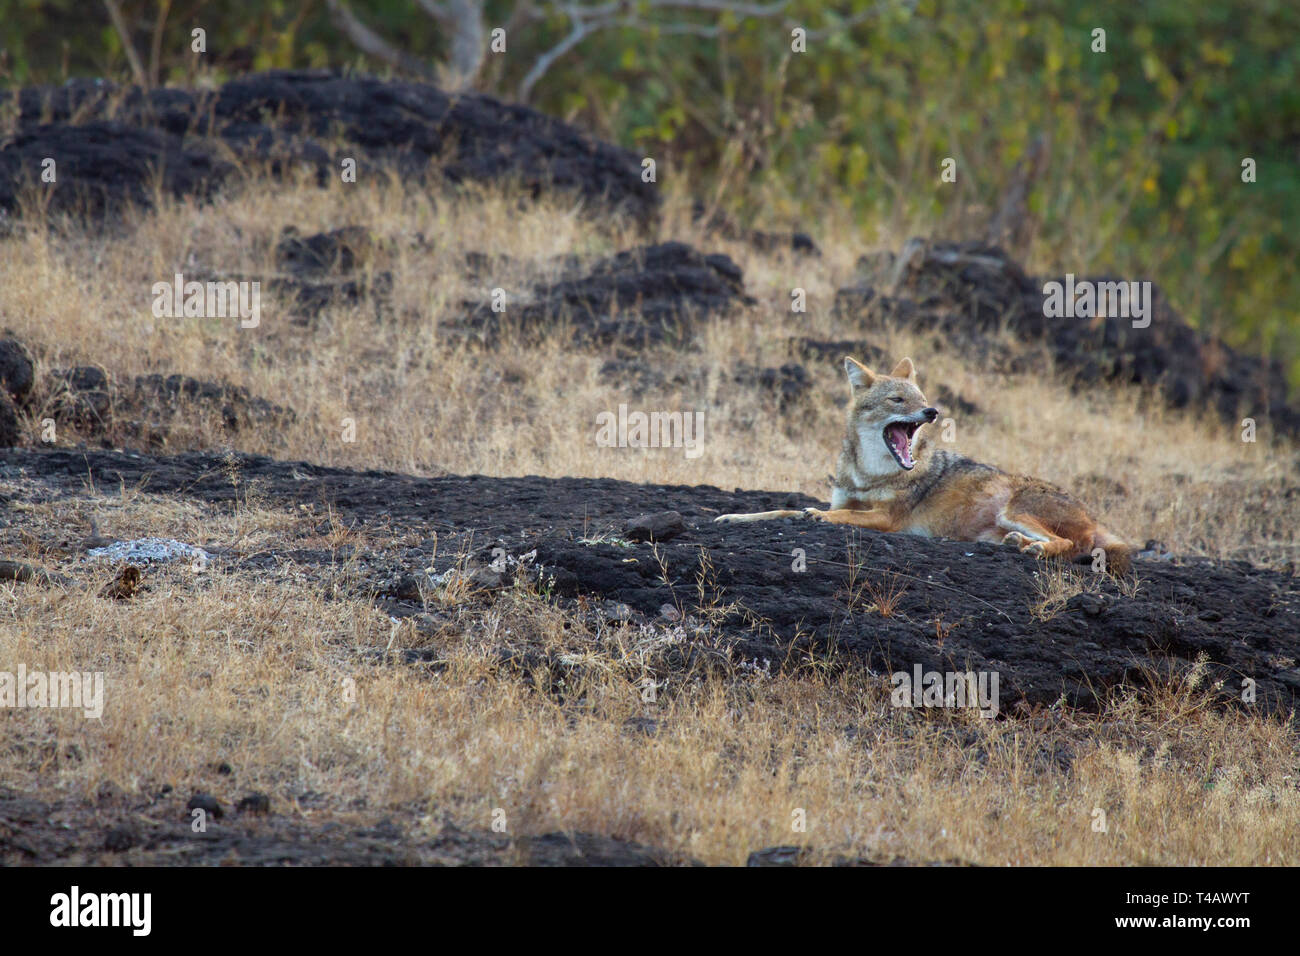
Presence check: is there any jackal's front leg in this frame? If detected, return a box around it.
[802,508,898,531]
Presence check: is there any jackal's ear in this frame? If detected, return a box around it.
[843,356,876,389]
[890,357,917,381]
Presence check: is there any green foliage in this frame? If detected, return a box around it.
[1,0,1296,382]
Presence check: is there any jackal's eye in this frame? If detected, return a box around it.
[889,396,904,403]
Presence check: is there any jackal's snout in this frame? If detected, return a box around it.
[882,405,936,470]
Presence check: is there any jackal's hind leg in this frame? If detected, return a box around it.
[1023,536,1076,558]
[996,513,1076,559]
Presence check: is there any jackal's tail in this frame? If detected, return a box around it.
[1093,528,1133,576]
[714,509,806,524]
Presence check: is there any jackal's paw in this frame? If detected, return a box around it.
[1001,531,1032,550]
[1025,541,1048,558]
[802,508,828,521]
[713,514,741,524]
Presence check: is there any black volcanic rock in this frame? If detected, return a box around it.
[9,446,1297,716]
[452,241,752,347]
[0,71,657,220]
[834,239,1300,437]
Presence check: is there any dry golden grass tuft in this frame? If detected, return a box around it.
[1,171,1298,864]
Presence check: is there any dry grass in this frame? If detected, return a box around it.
[4,175,1295,564]
[1,513,1296,865]
[1,170,1298,864]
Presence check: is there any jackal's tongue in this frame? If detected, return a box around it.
[887,423,914,467]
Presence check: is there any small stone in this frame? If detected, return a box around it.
[0,393,20,448]
[625,511,686,542]
[388,573,426,601]
[237,792,271,815]
[1076,594,1105,617]
[104,824,138,852]
[468,566,508,589]
[0,338,34,403]
[600,601,633,622]
[747,845,812,867]
[186,792,223,820]
[623,716,659,737]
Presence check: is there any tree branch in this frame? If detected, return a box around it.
[519,1,790,101]
[519,18,595,101]
[102,0,148,89]
[437,0,487,89]
[415,0,451,18]
[326,0,913,103]
[517,0,912,101]
[324,0,437,78]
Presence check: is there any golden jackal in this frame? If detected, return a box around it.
[715,356,1132,574]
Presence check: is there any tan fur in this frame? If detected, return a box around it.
[716,356,1133,575]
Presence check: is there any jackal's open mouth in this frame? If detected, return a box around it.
[883,421,920,470]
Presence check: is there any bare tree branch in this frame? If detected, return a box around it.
[148,0,172,89]
[324,0,437,79]
[518,18,594,101]
[323,0,911,102]
[102,0,149,89]
[438,0,488,89]
[329,0,486,90]
[519,0,795,101]
[415,0,451,18]
[481,0,537,88]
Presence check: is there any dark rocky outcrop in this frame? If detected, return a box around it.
[7,447,1296,715]
[835,239,1300,436]
[0,71,657,221]
[451,241,752,348]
